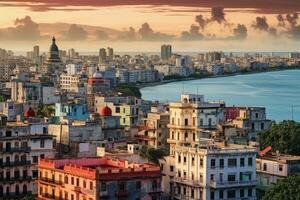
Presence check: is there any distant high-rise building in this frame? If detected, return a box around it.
[33,45,39,58]
[68,48,76,58]
[107,47,114,61]
[205,51,222,63]
[99,48,107,64]
[290,52,300,59]
[161,44,172,61]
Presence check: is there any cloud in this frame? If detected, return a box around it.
[117,27,137,41]
[96,30,109,40]
[138,23,174,41]
[232,24,248,39]
[252,16,277,36]
[195,15,207,30]
[1,0,300,14]
[180,25,204,41]
[210,7,226,24]
[0,16,42,40]
[252,16,269,31]
[62,24,88,40]
[277,14,285,26]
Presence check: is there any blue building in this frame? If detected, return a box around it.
[55,102,89,121]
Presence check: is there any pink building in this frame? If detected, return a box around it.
[38,157,162,200]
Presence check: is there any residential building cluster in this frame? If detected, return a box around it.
[0,38,299,200]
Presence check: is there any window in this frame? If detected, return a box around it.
[219,190,223,199]
[170,166,174,172]
[193,133,195,141]
[76,178,79,187]
[211,159,216,168]
[178,155,181,163]
[192,157,195,166]
[90,181,93,190]
[219,159,224,168]
[40,154,45,159]
[101,182,107,191]
[183,156,187,163]
[83,180,86,188]
[71,177,74,185]
[183,187,186,195]
[32,156,38,163]
[210,191,214,200]
[240,189,244,198]
[228,158,237,167]
[184,119,188,126]
[261,123,265,130]
[248,157,253,166]
[228,174,236,182]
[200,158,203,167]
[227,190,236,198]
[263,163,267,171]
[32,170,38,178]
[279,164,283,171]
[240,158,245,167]
[40,139,45,148]
[184,132,188,139]
[64,176,68,184]
[191,189,194,198]
[136,181,141,190]
[248,188,252,197]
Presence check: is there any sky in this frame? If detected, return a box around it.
[0,0,300,52]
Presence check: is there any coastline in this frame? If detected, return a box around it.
[138,65,300,89]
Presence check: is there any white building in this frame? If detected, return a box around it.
[0,116,55,198]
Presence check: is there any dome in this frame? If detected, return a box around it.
[50,37,59,52]
[24,107,35,119]
[46,37,61,63]
[100,106,112,116]
[92,72,103,78]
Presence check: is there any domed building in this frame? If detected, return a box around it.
[46,37,61,63]
[100,106,112,116]
[43,37,62,74]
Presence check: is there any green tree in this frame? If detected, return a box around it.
[115,84,141,98]
[258,120,300,155]
[37,105,55,117]
[139,145,165,165]
[0,95,4,102]
[262,176,300,200]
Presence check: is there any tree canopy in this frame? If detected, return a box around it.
[37,105,55,117]
[0,95,4,102]
[262,176,300,200]
[115,84,141,98]
[258,120,300,155]
[139,145,165,165]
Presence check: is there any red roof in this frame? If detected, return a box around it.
[24,107,35,119]
[100,106,112,116]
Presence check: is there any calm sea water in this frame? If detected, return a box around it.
[141,70,300,122]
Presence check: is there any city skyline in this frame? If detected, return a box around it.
[1,1,300,51]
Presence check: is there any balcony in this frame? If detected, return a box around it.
[1,191,33,199]
[172,177,204,188]
[115,190,128,197]
[134,134,156,141]
[0,176,32,183]
[1,160,31,167]
[1,147,31,153]
[39,177,63,186]
[209,180,257,188]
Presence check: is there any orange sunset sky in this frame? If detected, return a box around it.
[0,0,300,52]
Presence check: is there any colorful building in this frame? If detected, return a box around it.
[38,157,162,200]
[55,102,89,121]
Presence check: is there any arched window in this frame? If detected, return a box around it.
[15,185,19,195]
[23,185,27,194]
[6,187,9,196]
[64,176,68,184]
[0,186,3,197]
[208,118,212,126]
[15,155,19,162]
